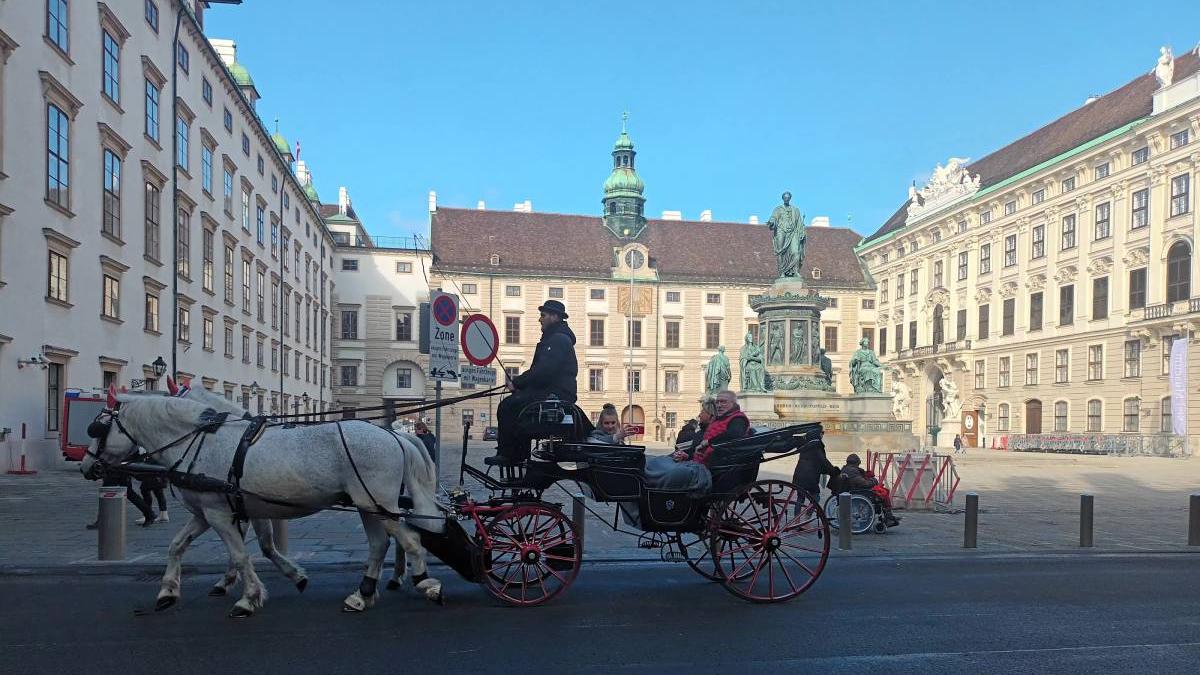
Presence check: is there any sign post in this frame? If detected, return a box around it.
[428,291,460,482]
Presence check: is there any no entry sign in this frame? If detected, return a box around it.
[460,314,499,366]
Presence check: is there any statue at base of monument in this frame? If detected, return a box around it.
[705,345,732,396]
[891,378,911,420]
[940,377,962,419]
[739,332,767,393]
[848,337,883,393]
[818,347,833,386]
[766,191,807,278]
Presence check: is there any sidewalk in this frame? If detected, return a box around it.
[1,444,1197,574]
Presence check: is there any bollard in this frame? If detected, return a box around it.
[1079,494,1094,548]
[837,492,852,551]
[572,495,586,553]
[1189,494,1200,546]
[963,493,978,549]
[97,485,127,561]
[271,519,288,555]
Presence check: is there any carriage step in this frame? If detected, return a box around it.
[660,551,687,563]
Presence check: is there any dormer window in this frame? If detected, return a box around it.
[489,254,500,267]
[811,267,822,280]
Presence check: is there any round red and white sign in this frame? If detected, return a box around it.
[460,314,499,366]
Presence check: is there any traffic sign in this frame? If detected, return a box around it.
[428,291,459,382]
[460,314,499,366]
[460,364,497,386]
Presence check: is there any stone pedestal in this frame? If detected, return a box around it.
[761,390,920,455]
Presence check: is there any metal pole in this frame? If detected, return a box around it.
[964,492,978,548]
[169,3,184,382]
[1189,494,1200,546]
[433,380,442,489]
[628,270,634,425]
[271,519,288,555]
[1079,494,1094,547]
[572,495,586,553]
[97,485,126,561]
[837,493,852,550]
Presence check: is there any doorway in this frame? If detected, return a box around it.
[1025,399,1042,434]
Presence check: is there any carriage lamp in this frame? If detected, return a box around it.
[249,381,260,394]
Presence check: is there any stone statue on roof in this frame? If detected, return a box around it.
[766,192,806,279]
[1155,46,1174,88]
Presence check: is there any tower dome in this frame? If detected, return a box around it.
[601,113,646,238]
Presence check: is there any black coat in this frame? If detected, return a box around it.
[512,321,577,403]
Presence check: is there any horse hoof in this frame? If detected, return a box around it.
[295,577,309,593]
[208,586,227,597]
[433,591,445,607]
[385,579,401,591]
[155,596,177,612]
[228,606,254,619]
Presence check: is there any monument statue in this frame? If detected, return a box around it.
[705,345,731,396]
[848,337,883,393]
[767,323,784,365]
[739,332,767,393]
[891,377,911,419]
[789,321,805,364]
[940,377,962,419]
[818,347,833,386]
[1155,45,1175,88]
[766,191,806,278]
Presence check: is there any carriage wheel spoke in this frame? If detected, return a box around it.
[777,546,817,580]
[772,551,801,594]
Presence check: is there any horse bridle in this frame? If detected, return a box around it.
[85,405,206,475]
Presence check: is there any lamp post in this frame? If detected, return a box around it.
[132,356,167,390]
[625,250,645,431]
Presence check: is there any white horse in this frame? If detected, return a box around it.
[82,388,445,617]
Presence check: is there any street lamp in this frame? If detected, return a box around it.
[131,355,167,390]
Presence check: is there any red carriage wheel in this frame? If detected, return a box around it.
[675,505,754,582]
[709,479,830,603]
[481,503,581,607]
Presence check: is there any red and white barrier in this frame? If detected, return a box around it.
[6,423,37,476]
[864,449,958,510]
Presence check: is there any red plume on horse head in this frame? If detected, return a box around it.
[106,385,118,410]
[167,376,178,395]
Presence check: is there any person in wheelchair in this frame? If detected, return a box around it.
[839,454,900,527]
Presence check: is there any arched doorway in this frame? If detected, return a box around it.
[932,304,945,346]
[1025,399,1042,434]
[1167,241,1191,303]
[621,405,645,440]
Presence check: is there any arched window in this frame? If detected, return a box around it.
[1167,241,1191,303]
[1054,401,1068,431]
[998,403,1010,432]
[1087,399,1102,432]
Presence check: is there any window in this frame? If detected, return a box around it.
[546,286,563,299]
[101,274,119,319]
[1131,188,1149,228]
[178,305,190,342]
[909,322,918,350]
[705,322,721,349]
[588,368,604,392]
[880,283,888,304]
[1129,268,1147,310]
[504,316,520,344]
[1170,129,1189,149]
[957,220,968,234]
[224,326,234,357]
[1087,399,1102,432]
[340,310,357,339]
[1002,298,1015,336]
[998,403,1010,431]
[46,362,63,432]
[462,283,477,294]
[1059,285,1074,326]
[862,298,875,309]
[270,220,278,258]
[1094,202,1111,240]
[999,356,1011,388]
[957,252,968,281]
[388,367,409,389]
[589,319,604,347]
[626,370,642,393]
[341,259,358,271]
[505,285,521,297]
[256,155,264,175]
[1029,292,1043,331]
[978,304,990,340]
[665,291,680,303]
[1061,176,1076,193]
[1060,215,1075,250]
[1054,401,1069,431]
[176,209,190,278]
[270,281,278,328]
[145,0,159,30]
[1166,242,1191,303]
[1163,335,1179,375]
[241,133,250,156]
[256,271,265,320]
[1026,353,1039,385]
[665,371,680,393]
[223,107,232,132]
[256,338,264,367]
[1054,349,1069,383]
[1132,146,1149,165]
[591,288,606,300]
[1170,174,1190,217]
[240,190,250,230]
[628,319,643,348]
[47,0,69,53]
[102,31,120,104]
[339,365,357,387]
[202,228,214,293]
[1004,234,1017,267]
[666,412,678,429]
[879,328,887,356]
[979,243,992,274]
[176,43,189,74]
[1094,163,1109,180]
[223,245,234,302]
[1123,398,1140,432]
[894,323,903,351]
[1161,398,1173,433]
[1032,189,1045,204]
[143,80,161,144]
[1031,225,1045,259]
[1124,340,1142,378]
[47,103,70,208]
[144,293,158,332]
[175,114,190,170]
[706,293,721,304]
[980,210,992,225]
[896,273,905,298]
[102,150,121,238]
[1004,200,1017,216]
[1088,345,1104,381]
[256,205,265,245]
[910,269,918,295]
[824,326,838,353]
[665,321,680,349]
[201,77,212,106]
[933,261,943,288]
[1092,277,1108,320]
[956,309,967,341]
[201,143,214,194]
[974,360,985,389]
[222,169,233,213]
[394,261,413,274]
[395,312,412,341]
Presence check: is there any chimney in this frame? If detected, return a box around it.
[338,187,350,215]
[210,38,236,67]
[661,210,682,221]
[192,1,205,30]
[513,200,532,213]
[476,200,486,210]
[699,209,713,222]
[748,215,759,225]
[428,191,437,213]
[810,216,830,227]
[295,160,311,187]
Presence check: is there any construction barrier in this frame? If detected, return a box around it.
[864,450,960,510]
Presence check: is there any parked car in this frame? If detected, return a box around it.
[482,426,498,441]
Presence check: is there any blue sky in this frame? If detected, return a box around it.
[207,1,1200,239]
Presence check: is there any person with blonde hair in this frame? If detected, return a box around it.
[588,403,635,444]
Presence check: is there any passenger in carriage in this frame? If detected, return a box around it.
[839,454,900,526]
[687,390,751,465]
[587,404,636,445]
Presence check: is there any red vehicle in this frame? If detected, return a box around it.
[60,389,108,461]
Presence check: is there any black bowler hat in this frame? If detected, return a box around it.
[537,299,569,319]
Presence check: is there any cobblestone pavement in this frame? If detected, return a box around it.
[1,443,1197,572]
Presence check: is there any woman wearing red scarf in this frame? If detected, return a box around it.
[689,391,750,465]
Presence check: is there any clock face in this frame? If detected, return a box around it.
[964,415,975,430]
[625,250,645,270]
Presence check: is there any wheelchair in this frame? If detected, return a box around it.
[823,489,893,534]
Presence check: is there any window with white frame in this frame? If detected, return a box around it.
[1094,163,1109,180]
[1161,397,1173,433]
[201,228,214,293]
[1132,146,1149,165]
[505,285,521,297]
[1088,344,1104,380]
[588,368,603,391]
[1061,176,1076,192]
[1054,401,1068,431]
[1123,398,1140,432]
[1026,352,1039,385]
[144,292,159,332]
[46,363,62,432]
[998,403,1010,431]
[144,79,160,142]
[1170,129,1189,149]
[1031,224,1045,259]
[178,304,190,342]
[957,251,968,281]
[591,288,606,300]
[706,293,721,304]
[1094,202,1111,240]
[1060,214,1076,250]
[176,115,189,170]
[1004,234,1017,267]
[1004,200,1017,216]
[395,312,412,341]
[1170,174,1190,217]
[102,149,121,238]
[339,365,357,387]
[47,249,68,304]
[1032,189,1045,204]
[201,143,213,194]
[47,103,70,208]
[980,210,992,225]
[396,261,413,273]
[102,30,120,104]
[1124,340,1141,377]
[664,371,679,393]
[980,243,992,274]
[974,359,985,389]
[47,1,70,54]
[626,370,641,392]
[1087,399,1102,432]
[1054,349,1068,383]
[1131,188,1149,228]
[102,274,119,320]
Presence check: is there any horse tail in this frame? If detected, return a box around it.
[396,432,443,532]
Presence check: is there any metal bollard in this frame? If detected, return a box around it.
[963,493,978,549]
[97,485,127,561]
[572,495,586,553]
[1079,494,1094,547]
[837,492,852,551]
[1189,494,1200,546]
[271,519,288,555]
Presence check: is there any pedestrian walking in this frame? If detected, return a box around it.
[953,434,964,455]
[136,474,169,524]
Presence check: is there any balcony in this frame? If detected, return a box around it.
[1141,296,1200,321]
[894,339,972,360]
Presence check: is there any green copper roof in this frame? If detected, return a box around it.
[271,131,290,156]
[613,130,634,151]
[603,168,644,196]
[323,212,354,224]
[304,183,319,201]
[227,61,254,87]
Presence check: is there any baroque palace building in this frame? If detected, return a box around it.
[0,2,335,469]
[429,125,876,443]
[857,46,1200,447]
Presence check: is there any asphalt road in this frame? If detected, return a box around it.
[1,555,1197,674]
